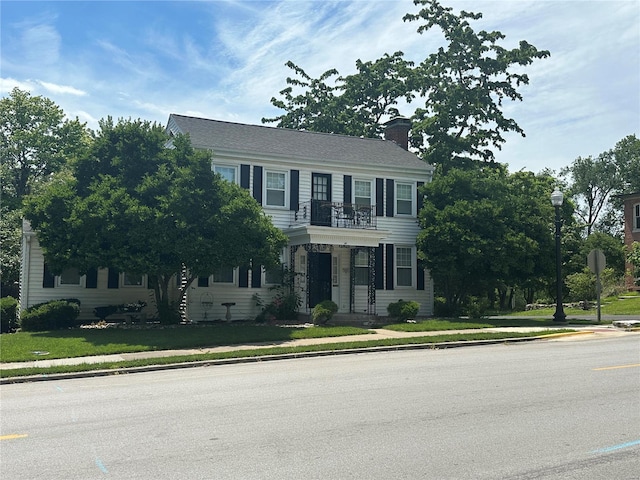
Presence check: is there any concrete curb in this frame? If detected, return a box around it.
[0,331,593,384]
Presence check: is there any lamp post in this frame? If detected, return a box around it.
[551,189,566,323]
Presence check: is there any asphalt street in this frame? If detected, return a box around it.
[1,333,639,479]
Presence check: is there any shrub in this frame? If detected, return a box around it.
[21,299,81,331]
[387,299,420,322]
[1,296,19,333]
[254,268,302,322]
[465,296,489,319]
[433,297,459,317]
[312,300,338,325]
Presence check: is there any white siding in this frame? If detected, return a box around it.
[21,238,160,321]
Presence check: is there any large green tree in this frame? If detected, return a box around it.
[0,87,88,207]
[24,118,287,322]
[0,88,88,297]
[263,52,415,138]
[265,1,549,172]
[416,166,565,311]
[562,134,640,237]
[403,0,549,169]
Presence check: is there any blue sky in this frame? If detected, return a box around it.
[1,0,638,173]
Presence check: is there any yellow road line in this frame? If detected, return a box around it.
[0,434,28,440]
[593,363,640,371]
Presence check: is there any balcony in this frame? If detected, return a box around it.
[291,200,377,229]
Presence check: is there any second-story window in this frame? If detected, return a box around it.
[396,182,413,215]
[265,171,286,207]
[354,180,372,206]
[635,203,640,230]
[214,165,237,183]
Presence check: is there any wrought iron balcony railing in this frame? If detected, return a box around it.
[291,200,377,229]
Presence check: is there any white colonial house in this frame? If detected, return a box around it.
[20,115,435,322]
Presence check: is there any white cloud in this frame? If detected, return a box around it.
[0,77,34,94]
[20,23,61,66]
[38,81,87,96]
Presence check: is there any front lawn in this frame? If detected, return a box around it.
[508,294,640,317]
[0,324,370,363]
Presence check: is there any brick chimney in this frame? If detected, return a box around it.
[383,117,411,150]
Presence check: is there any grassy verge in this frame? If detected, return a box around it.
[507,294,640,317]
[0,330,573,379]
[0,325,370,363]
[383,317,597,332]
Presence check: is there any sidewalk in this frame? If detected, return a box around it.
[2,324,635,373]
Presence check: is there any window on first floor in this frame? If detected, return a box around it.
[396,246,413,287]
[213,266,234,284]
[264,266,283,285]
[635,203,640,230]
[58,267,81,286]
[122,272,144,287]
[396,182,414,216]
[354,250,369,285]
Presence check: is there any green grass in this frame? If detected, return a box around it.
[383,317,597,331]
[507,295,640,317]
[0,329,573,379]
[0,324,370,363]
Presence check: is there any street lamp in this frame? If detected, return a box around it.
[551,189,566,323]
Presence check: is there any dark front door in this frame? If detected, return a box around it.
[308,252,332,308]
[311,173,332,226]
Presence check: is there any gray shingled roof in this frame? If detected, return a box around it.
[168,114,432,171]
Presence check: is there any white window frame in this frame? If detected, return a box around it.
[634,203,640,231]
[353,179,373,206]
[213,164,238,184]
[57,267,83,287]
[354,250,369,286]
[121,272,145,288]
[213,267,235,284]
[396,182,415,216]
[395,246,414,288]
[264,170,288,208]
[332,256,339,286]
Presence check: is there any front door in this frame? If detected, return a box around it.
[311,173,332,226]
[308,252,332,308]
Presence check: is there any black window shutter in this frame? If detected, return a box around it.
[385,244,394,290]
[417,264,425,291]
[290,170,299,211]
[253,166,263,204]
[343,175,352,204]
[86,268,98,288]
[198,276,210,287]
[251,266,262,288]
[386,179,394,217]
[241,164,250,189]
[43,263,55,288]
[375,244,384,290]
[148,275,157,290]
[376,178,384,216]
[239,266,249,288]
[108,268,119,289]
[417,181,424,212]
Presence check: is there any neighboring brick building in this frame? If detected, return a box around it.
[620,191,640,290]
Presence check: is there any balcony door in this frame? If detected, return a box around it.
[311,173,332,226]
